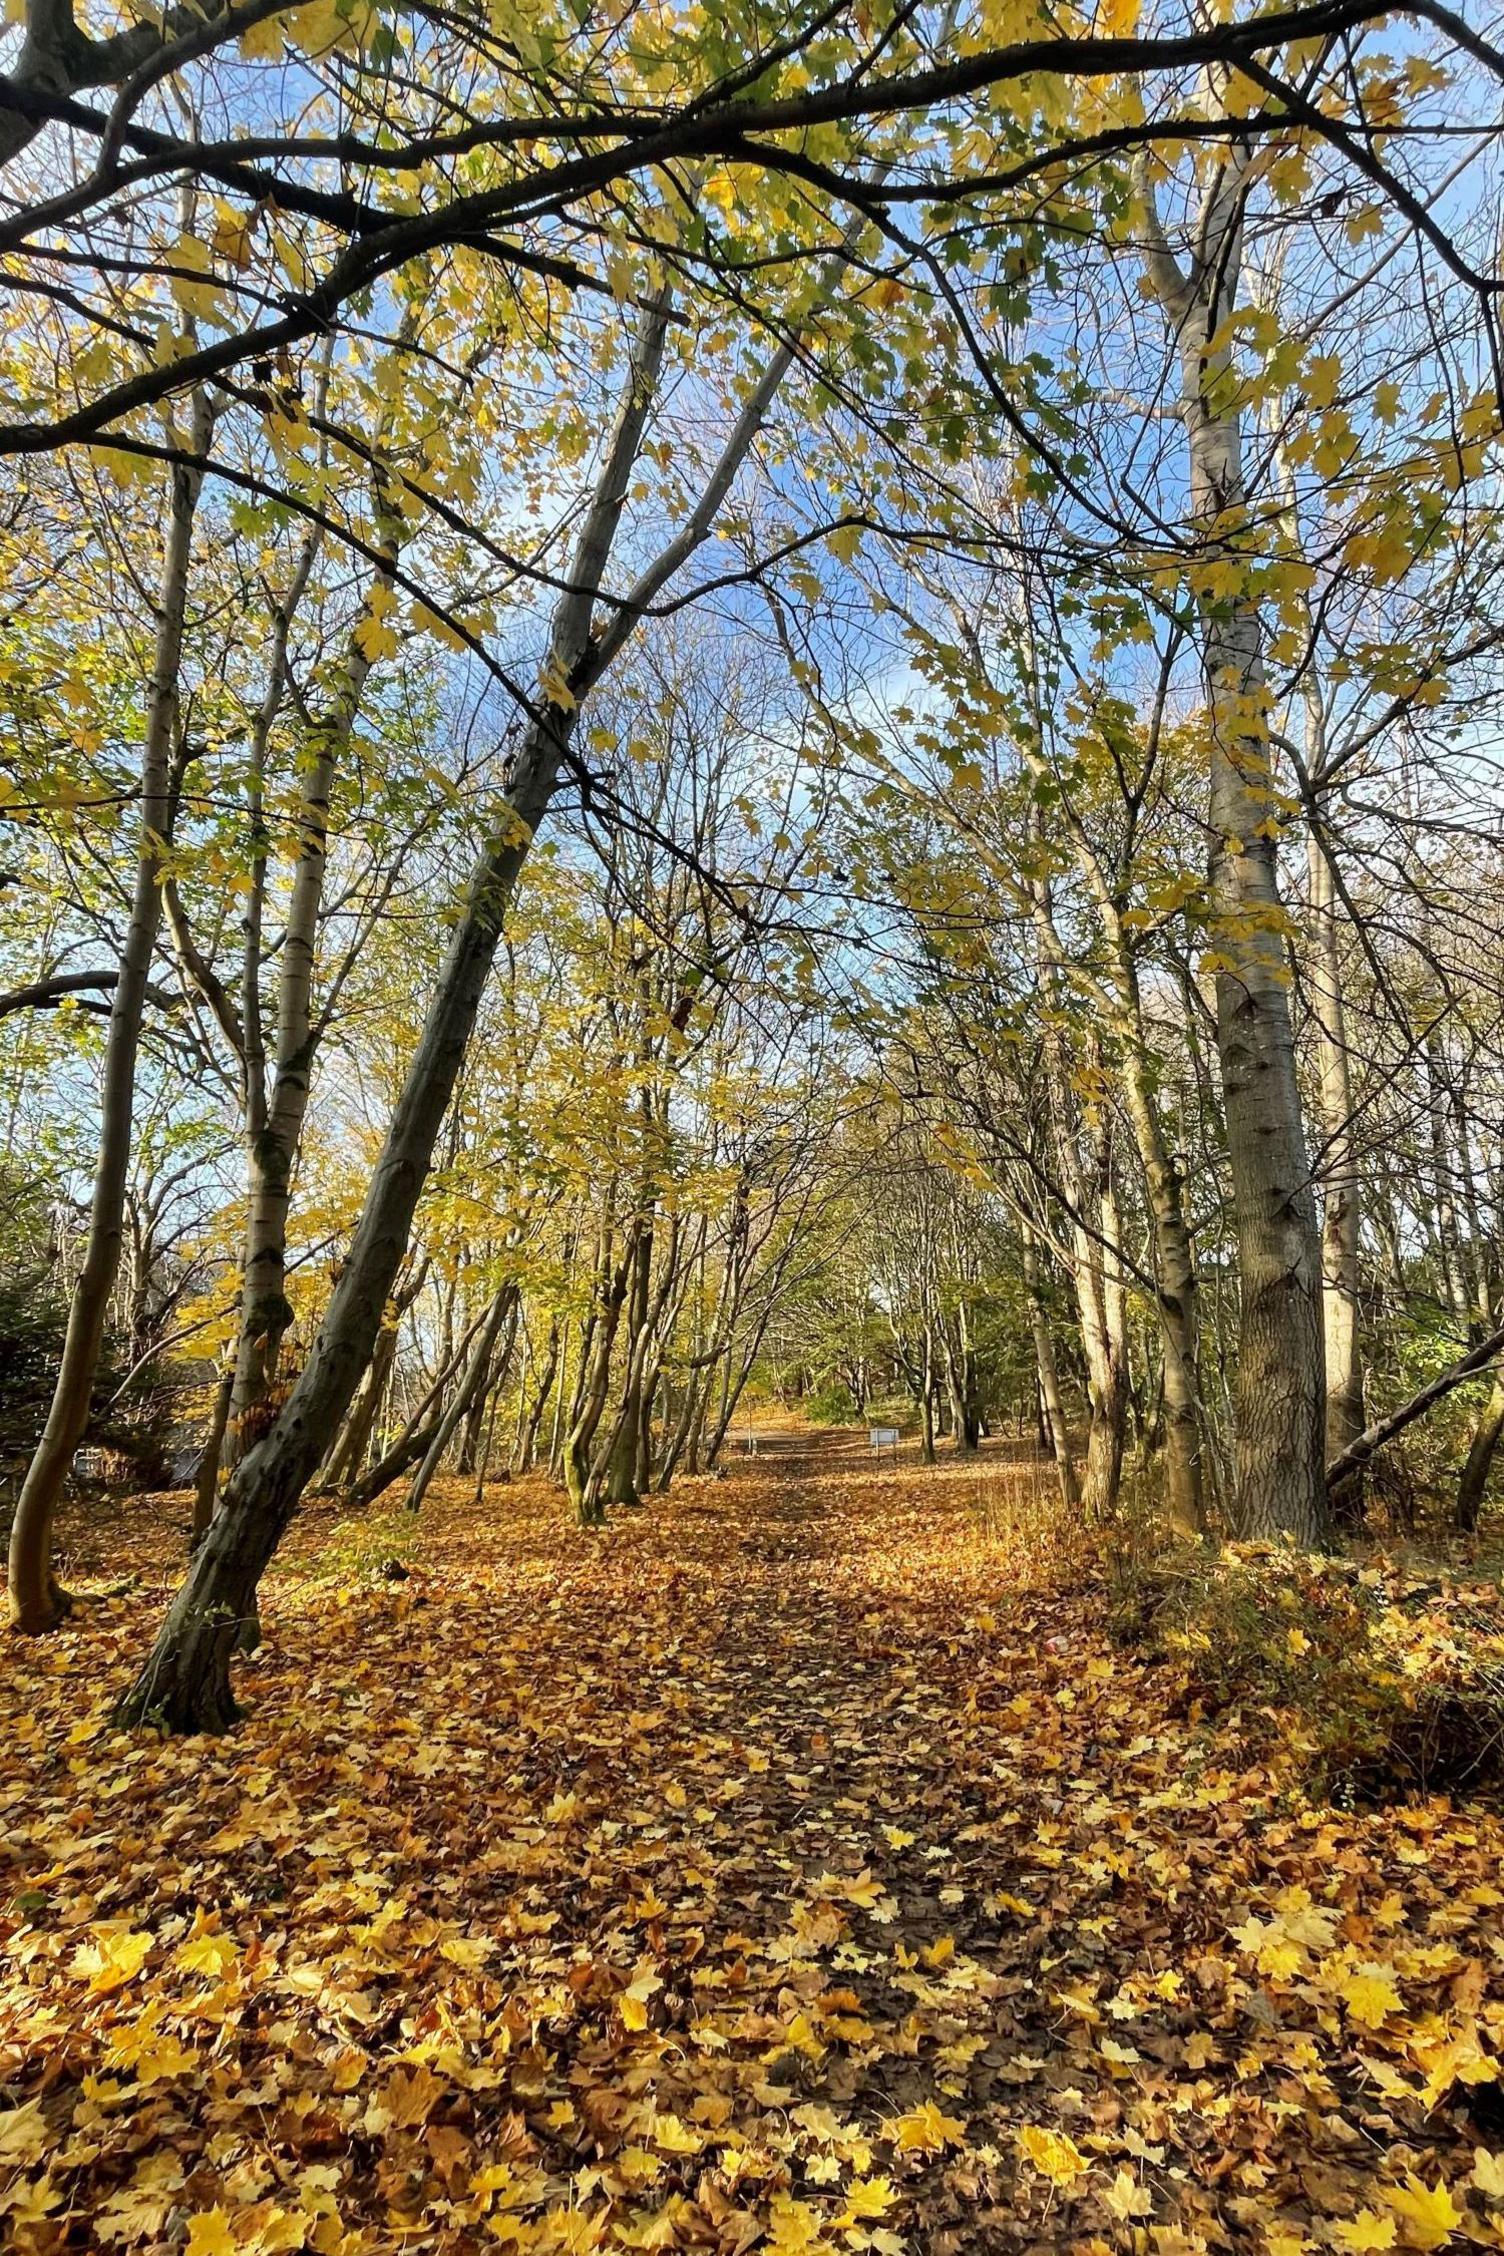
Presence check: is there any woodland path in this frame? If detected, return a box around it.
[4,1438,1504,2253]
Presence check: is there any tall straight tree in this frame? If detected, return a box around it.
[1137,143,1331,1545]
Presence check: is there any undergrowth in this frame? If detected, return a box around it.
[1109,1533,1504,1804]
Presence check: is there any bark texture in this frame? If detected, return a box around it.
[9,402,209,1631]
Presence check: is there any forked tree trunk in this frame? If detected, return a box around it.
[407,1287,517,1515]
[229,518,400,1458]
[9,400,210,1632]
[516,1315,559,1474]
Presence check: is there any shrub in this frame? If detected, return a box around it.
[1110,1541,1504,1803]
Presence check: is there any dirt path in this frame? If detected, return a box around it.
[5,1440,1504,2254]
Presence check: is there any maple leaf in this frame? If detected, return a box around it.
[767,2193,828,2251]
[1336,1963,1404,2029]
[1016,2125,1088,2187]
[72,1926,154,1993]
[380,2063,446,2129]
[1384,2175,1462,2249]
[0,2102,50,2163]
[1334,2215,1398,2252]
[648,2113,702,2155]
[840,2177,897,2223]
[176,1930,238,1979]
[890,2102,968,2155]
[185,2210,238,2256]
[619,1966,662,2031]
[1101,2167,1152,2220]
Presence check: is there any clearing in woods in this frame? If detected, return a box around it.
[3,1432,1504,2253]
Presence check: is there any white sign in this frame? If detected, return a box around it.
[869,1426,899,1451]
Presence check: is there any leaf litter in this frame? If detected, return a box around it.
[3,1433,1504,2256]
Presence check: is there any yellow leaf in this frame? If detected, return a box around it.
[1097,0,1138,31]
[72,1927,153,1993]
[538,655,577,711]
[1017,2123,1088,2187]
[704,171,738,221]
[1384,2175,1462,2250]
[1472,2150,1504,2202]
[891,2101,968,2155]
[210,203,255,270]
[166,233,226,323]
[0,2102,50,2163]
[354,610,401,663]
[186,2211,238,2256]
[1102,2167,1153,2220]
[767,2194,826,2251]
[239,11,284,55]
[176,1930,238,1979]
[1334,2216,1397,2253]
[840,2177,896,2223]
[650,2112,702,2154]
[1335,1963,1403,2030]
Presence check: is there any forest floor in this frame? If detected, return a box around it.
[5,1431,1504,2256]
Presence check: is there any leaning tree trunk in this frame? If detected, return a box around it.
[319,1317,398,1491]
[114,713,565,1724]
[407,1286,517,1515]
[9,401,209,1632]
[191,1363,235,1542]
[1458,1370,1504,1534]
[113,291,672,1729]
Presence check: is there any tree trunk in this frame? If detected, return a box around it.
[1117,1037,1204,1536]
[1457,1371,1504,1534]
[191,1363,235,1542]
[229,526,399,1459]
[1139,151,1329,1546]
[565,1223,636,1524]
[605,1218,654,1508]
[407,1287,516,1515]
[9,401,209,1632]
[1021,1226,1080,1513]
[516,1314,559,1474]
[320,1320,399,1490]
[1307,819,1365,1512]
[114,293,672,1728]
